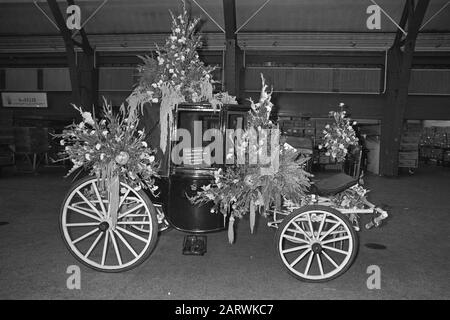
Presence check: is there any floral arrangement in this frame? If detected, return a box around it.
[127,0,236,153]
[59,99,159,195]
[190,75,312,243]
[319,103,359,163]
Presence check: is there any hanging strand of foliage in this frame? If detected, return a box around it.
[127,0,237,153]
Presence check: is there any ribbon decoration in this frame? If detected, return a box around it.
[108,175,120,228]
[249,200,255,234]
[228,216,235,244]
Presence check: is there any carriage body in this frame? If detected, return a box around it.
[59,103,388,281]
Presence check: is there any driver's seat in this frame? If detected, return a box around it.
[310,173,358,196]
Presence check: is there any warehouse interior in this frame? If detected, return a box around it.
[0,0,449,300]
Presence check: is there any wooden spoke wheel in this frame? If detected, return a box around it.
[275,205,358,282]
[60,176,158,272]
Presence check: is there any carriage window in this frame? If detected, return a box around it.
[174,110,220,168]
[228,113,247,130]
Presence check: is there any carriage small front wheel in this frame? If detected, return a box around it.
[275,205,358,282]
[60,176,158,272]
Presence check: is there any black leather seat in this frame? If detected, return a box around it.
[310,173,358,196]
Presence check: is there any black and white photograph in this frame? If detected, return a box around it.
[0,0,449,306]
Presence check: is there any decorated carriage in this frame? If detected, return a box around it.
[58,1,387,282]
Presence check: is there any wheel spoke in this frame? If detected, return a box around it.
[72,228,99,245]
[116,226,149,243]
[119,213,147,219]
[92,181,107,217]
[317,212,327,238]
[282,234,310,245]
[317,254,324,276]
[109,231,122,265]
[68,205,101,222]
[304,251,314,275]
[289,248,311,268]
[66,222,99,227]
[321,250,339,268]
[118,188,131,209]
[307,213,315,240]
[76,191,103,219]
[118,203,145,220]
[319,221,342,241]
[322,245,349,255]
[113,230,138,258]
[84,232,103,258]
[101,230,109,266]
[281,244,310,254]
[291,221,312,242]
[117,221,151,225]
[321,236,350,245]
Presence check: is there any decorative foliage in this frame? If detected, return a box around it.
[190,75,312,243]
[319,103,359,162]
[59,99,159,194]
[127,0,236,153]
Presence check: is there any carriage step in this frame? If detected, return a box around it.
[182,235,207,256]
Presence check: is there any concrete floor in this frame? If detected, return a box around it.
[0,165,449,300]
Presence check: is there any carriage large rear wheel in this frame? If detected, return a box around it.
[275,205,358,282]
[60,176,158,272]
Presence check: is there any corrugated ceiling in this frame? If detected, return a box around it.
[0,0,449,51]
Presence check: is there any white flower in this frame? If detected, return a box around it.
[169,68,174,74]
[134,185,142,191]
[100,153,105,160]
[95,143,101,150]
[146,90,153,96]
[171,45,175,49]
[149,155,155,163]
[158,57,164,65]
[174,27,180,33]
[60,140,65,146]
[151,98,159,103]
[102,130,108,136]
[151,83,158,88]
[339,102,345,107]
[85,154,91,161]
[82,112,95,126]
[170,36,177,41]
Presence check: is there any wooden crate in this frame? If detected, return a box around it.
[398,159,418,168]
[399,152,419,161]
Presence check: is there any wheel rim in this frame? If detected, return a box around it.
[278,209,354,281]
[61,178,155,270]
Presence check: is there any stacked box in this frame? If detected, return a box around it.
[398,123,421,168]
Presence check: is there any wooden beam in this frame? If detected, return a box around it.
[380,0,430,177]
[47,0,97,109]
[222,0,243,98]
[47,0,80,105]
[67,0,94,55]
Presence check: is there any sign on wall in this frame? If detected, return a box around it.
[1,92,48,108]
